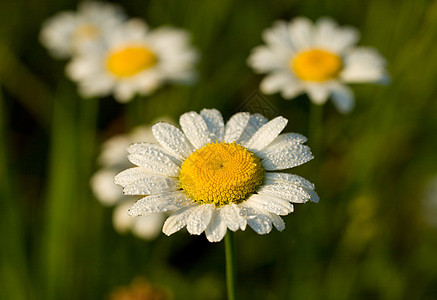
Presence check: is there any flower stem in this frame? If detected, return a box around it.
[225,231,237,300]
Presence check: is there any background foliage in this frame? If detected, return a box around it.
[1,0,437,299]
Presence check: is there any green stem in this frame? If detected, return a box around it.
[41,83,79,299]
[308,102,323,158]
[225,231,237,300]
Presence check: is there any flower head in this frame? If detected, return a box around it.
[91,121,172,240]
[66,19,199,102]
[248,16,389,113]
[115,109,318,242]
[39,1,126,59]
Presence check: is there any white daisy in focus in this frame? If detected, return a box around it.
[247,16,389,113]
[115,109,318,242]
[39,1,126,59]
[66,19,199,102]
[91,122,171,240]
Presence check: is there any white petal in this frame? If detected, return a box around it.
[112,200,136,234]
[240,205,272,234]
[131,213,165,240]
[305,84,331,104]
[266,211,285,231]
[267,132,307,147]
[205,210,228,242]
[114,167,146,187]
[260,72,293,94]
[242,202,285,231]
[237,113,268,145]
[162,205,196,236]
[186,204,214,235]
[264,172,315,190]
[247,46,290,73]
[314,17,359,52]
[330,83,355,114]
[91,169,123,206]
[259,134,313,170]
[179,111,212,149]
[122,175,180,195]
[262,20,293,49]
[244,116,288,152]
[152,122,194,160]
[258,181,319,203]
[114,81,137,103]
[128,191,192,216]
[224,112,250,143]
[340,47,387,83]
[246,194,294,215]
[127,143,180,177]
[200,109,225,142]
[220,204,247,231]
[287,17,313,50]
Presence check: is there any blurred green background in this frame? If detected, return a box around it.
[1,0,437,299]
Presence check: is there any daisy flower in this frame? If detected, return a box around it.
[66,19,199,102]
[39,1,126,59]
[247,16,389,113]
[115,109,318,242]
[91,122,172,240]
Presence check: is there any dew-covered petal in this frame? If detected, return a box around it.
[114,167,145,187]
[265,132,308,148]
[186,204,214,235]
[122,175,180,195]
[205,210,228,242]
[264,172,315,190]
[237,114,268,145]
[220,203,247,231]
[241,205,272,235]
[246,194,294,215]
[224,112,250,143]
[200,109,224,142]
[152,122,194,160]
[127,143,181,177]
[266,211,285,231]
[244,116,288,152]
[242,202,285,232]
[257,181,319,203]
[162,204,196,236]
[179,111,212,149]
[128,191,192,216]
[259,134,313,170]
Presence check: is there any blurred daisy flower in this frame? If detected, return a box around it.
[91,120,172,240]
[248,16,389,113]
[39,1,126,59]
[115,109,318,242]
[67,19,199,102]
[109,277,171,300]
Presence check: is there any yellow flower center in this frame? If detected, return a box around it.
[291,49,342,81]
[179,142,264,206]
[106,45,157,77]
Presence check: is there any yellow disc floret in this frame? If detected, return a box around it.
[106,45,157,77]
[179,142,264,206]
[291,49,342,81]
